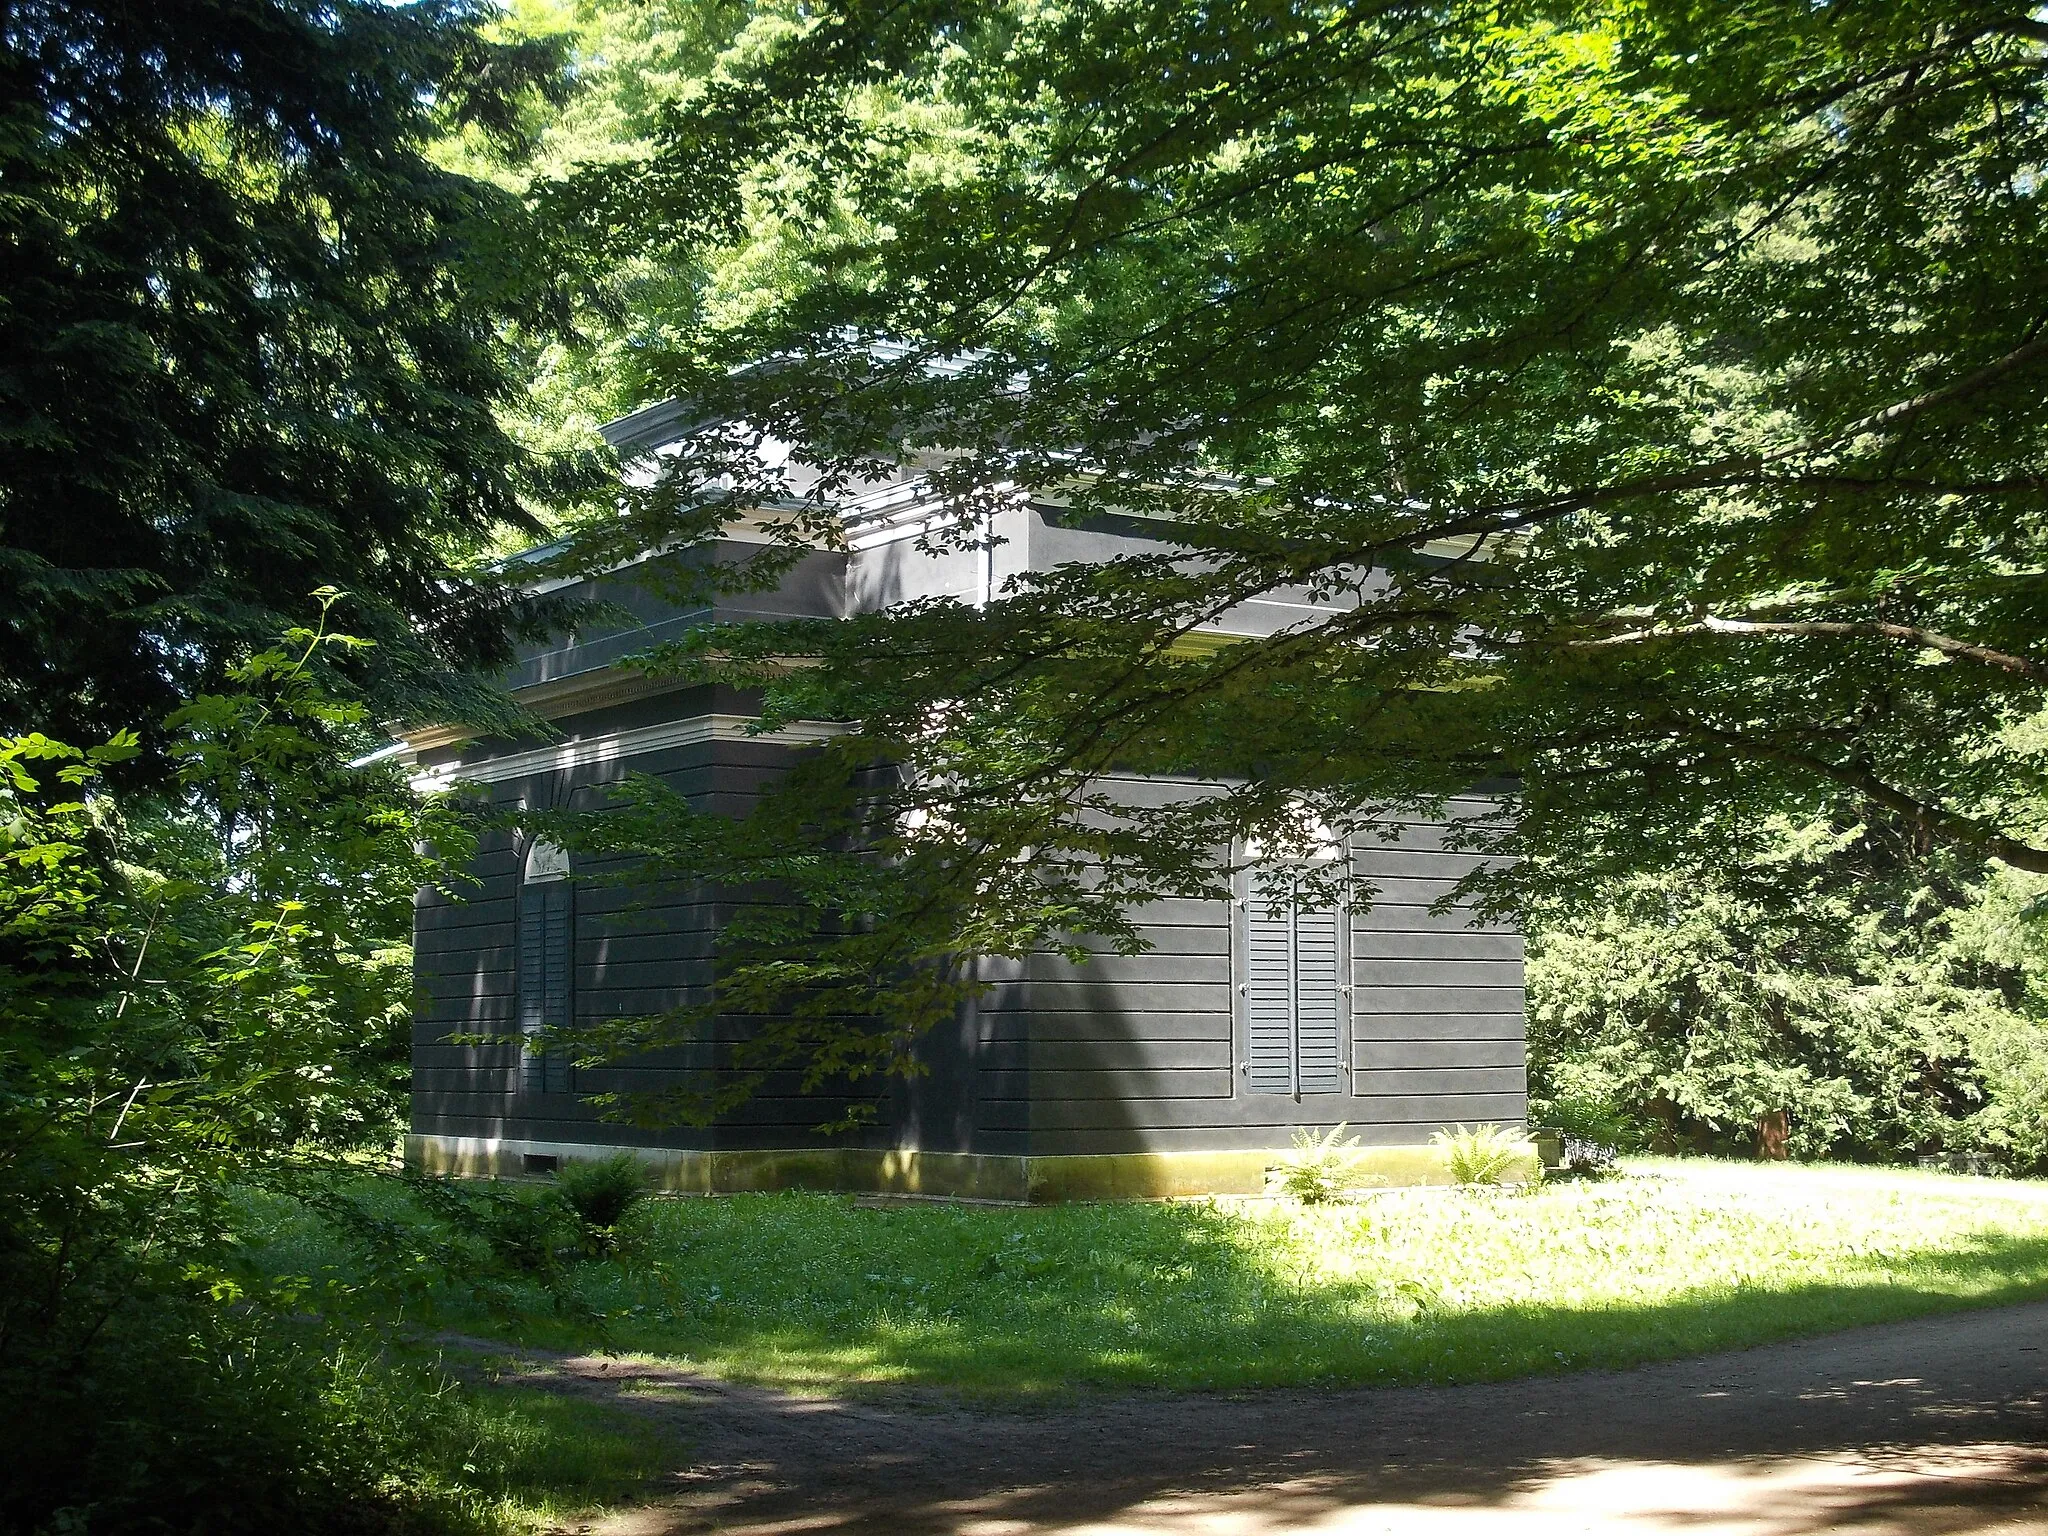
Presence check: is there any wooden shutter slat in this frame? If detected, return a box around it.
[518,880,576,1095]
[543,884,573,1094]
[1246,893,1294,1095]
[518,886,545,1093]
[1294,904,1343,1095]
[1242,866,1347,1099]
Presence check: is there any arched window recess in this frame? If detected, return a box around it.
[518,838,574,1095]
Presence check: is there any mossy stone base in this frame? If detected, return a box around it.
[404,1134,1536,1200]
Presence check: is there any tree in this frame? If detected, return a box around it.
[526,1,2048,1108]
[0,0,606,750]
[0,599,479,1527]
[1525,820,2048,1164]
[455,0,758,456]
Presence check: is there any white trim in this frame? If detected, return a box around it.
[404,669,701,756]
[348,740,414,769]
[841,478,948,550]
[411,713,846,790]
[522,839,572,883]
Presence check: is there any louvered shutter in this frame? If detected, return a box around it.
[1246,882,1295,1095]
[541,884,573,1092]
[1242,868,1346,1097]
[1293,902,1343,1093]
[518,882,574,1094]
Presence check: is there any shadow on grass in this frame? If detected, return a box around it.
[250,1183,2048,1531]
[448,1194,2048,1399]
[423,1377,679,1519]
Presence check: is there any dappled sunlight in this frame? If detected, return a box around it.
[1641,1157,2048,1203]
[241,1161,2048,1399]
[518,1163,2048,1395]
[410,1242,2048,1536]
[918,1447,2048,1536]
[554,1299,2048,1535]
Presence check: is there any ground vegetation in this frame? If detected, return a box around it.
[253,1161,2048,1397]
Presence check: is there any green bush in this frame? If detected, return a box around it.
[1,1174,672,1535]
[5,1300,455,1535]
[557,1153,653,1252]
[1526,844,2048,1167]
[1538,1093,1640,1151]
[0,623,522,1532]
[1270,1123,1377,1203]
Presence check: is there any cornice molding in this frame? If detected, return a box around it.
[402,669,687,754]
[411,713,845,790]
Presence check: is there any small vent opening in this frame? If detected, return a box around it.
[523,1152,559,1176]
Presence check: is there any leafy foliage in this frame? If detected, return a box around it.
[1431,1124,1534,1186]
[1270,1123,1377,1204]
[0,0,606,748]
[458,0,760,456]
[556,1152,654,1251]
[1526,821,2048,1165]
[0,605,483,1531]
[510,0,2048,1101]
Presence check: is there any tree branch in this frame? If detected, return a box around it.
[1989,18,2048,44]
[1569,614,2046,682]
[1674,721,2048,873]
[1829,328,2048,445]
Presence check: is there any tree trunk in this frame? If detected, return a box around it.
[1757,1110,1790,1160]
[1646,1093,1680,1153]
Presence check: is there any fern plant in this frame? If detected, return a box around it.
[1271,1123,1377,1204]
[1432,1123,1535,1186]
[556,1152,652,1255]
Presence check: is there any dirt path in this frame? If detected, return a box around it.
[471,1300,2048,1535]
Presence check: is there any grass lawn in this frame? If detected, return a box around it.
[393,1377,676,1534]
[266,1157,2048,1399]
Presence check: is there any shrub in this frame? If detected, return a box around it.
[1271,1123,1377,1204]
[484,1185,585,1272]
[1525,852,2048,1166]
[2,1297,470,1536]
[557,1153,652,1253]
[1534,1092,1641,1152]
[1433,1123,1533,1185]
[0,624,488,1532]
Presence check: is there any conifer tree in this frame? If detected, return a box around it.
[0,0,604,746]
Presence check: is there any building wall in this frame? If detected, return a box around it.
[986,794,1523,1157]
[410,522,1526,1170]
[411,716,1526,1160]
[412,715,918,1154]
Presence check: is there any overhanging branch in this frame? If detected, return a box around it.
[1673,720,2048,873]
[1569,614,2046,682]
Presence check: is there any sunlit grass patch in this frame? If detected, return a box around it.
[257,1158,2048,1400]
[564,1159,2048,1394]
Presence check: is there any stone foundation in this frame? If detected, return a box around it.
[404,1133,1533,1200]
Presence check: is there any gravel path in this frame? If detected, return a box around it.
[470,1300,2048,1535]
